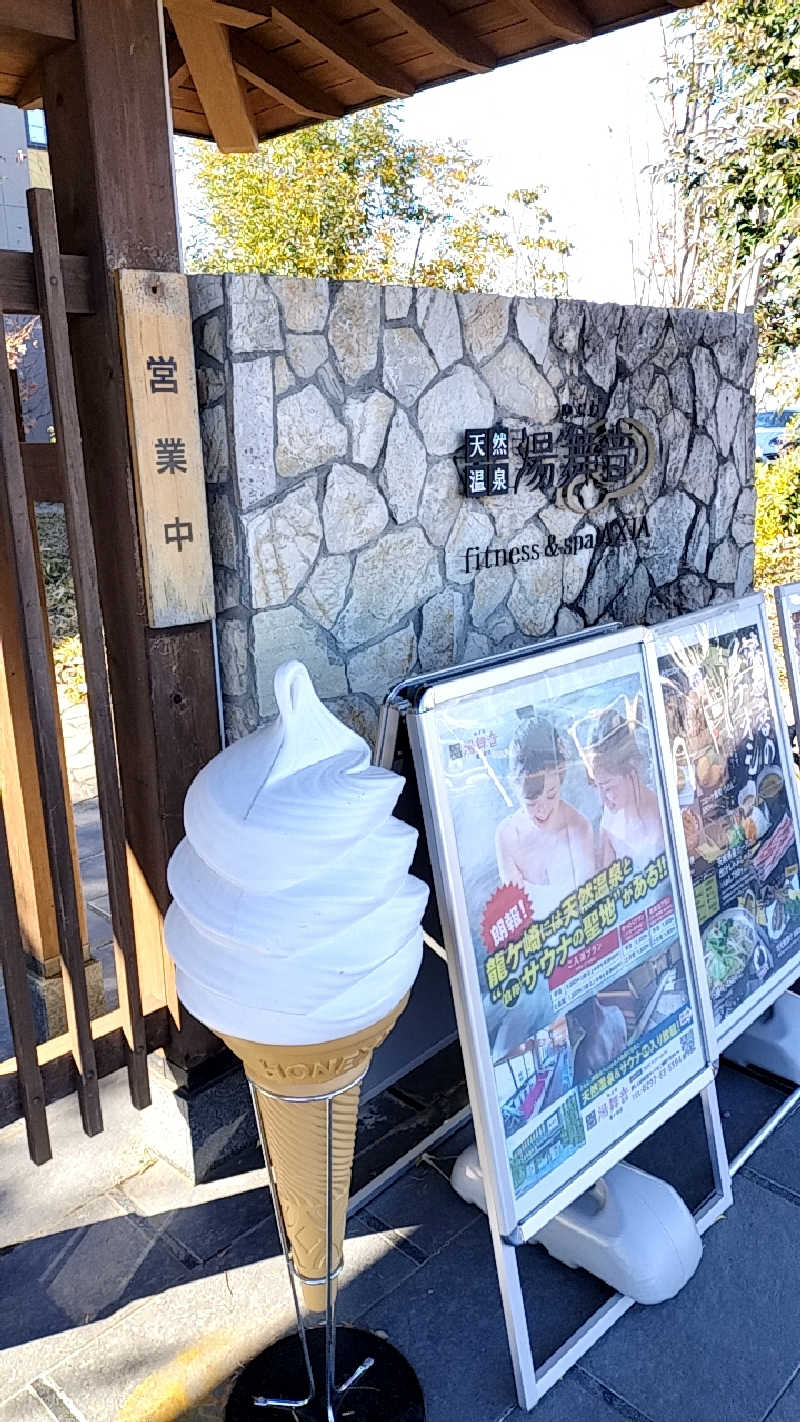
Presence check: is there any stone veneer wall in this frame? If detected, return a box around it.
[189,274,757,747]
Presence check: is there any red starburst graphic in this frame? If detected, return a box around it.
[481,883,533,954]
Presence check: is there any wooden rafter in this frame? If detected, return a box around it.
[371,0,496,74]
[232,33,345,120]
[270,0,415,98]
[15,67,43,109]
[510,0,593,41]
[168,3,258,151]
[164,30,189,96]
[169,0,273,26]
[0,0,74,41]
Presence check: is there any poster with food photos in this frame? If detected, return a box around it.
[654,598,800,1047]
[425,636,707,1223]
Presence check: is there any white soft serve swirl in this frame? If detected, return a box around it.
[164,660,427,1044]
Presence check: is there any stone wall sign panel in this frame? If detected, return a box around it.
[191,275,756,747]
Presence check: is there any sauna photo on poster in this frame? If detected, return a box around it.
[437,648,705,1210]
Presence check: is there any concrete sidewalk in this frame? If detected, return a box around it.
[2,1056,800,1422]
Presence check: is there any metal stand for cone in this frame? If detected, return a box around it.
[225,1072,426,1422]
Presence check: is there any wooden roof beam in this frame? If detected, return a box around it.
[15,67,43,109]
[510,0,593,41]
[168,4,259,152]
[270,0,415,98]
[168,1,273,26]
[231,32,345,120]
[164,30,189,96]
[371,0,496,75]
[0,1,74,42]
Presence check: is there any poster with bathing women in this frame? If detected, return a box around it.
[418,633,708,1227]
[654,595,800,1051]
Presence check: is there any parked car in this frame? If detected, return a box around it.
[755,408,800,461]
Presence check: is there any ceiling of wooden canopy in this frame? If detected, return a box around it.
[2,0,705,153]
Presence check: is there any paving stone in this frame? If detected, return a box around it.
[730,1089,800,1202]
[79,850,108,900]
[44,1226,291,1422]
[361,1212,612,1422]
[336,1209,422,1324]
[73,798,103,860]
[42,1202,417,1422]
[351,1090,421,1197]
[503,1369,643,1422]
[85,905,113,950]
[0,1205,190,1401]
[117,1157,273,1266]
[0,1069,159,1252]
[584,1174,800,1422]
[367,1154,478,1261]
[0,1388,56,1421]
[626,1090,717,1215]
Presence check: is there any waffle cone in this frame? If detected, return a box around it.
[221,994,409,1311]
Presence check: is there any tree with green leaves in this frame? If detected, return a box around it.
[642,0,799,368]
[180,105,569,297]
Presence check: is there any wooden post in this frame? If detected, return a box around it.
[41,0,222,1073]
[0,796,51,1165]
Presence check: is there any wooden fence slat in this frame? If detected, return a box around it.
[0,1006,170,1131]
[28,186,150,1111]
[0,296,103,1137]
[22,443,63,503]
[0,798,52,1164]
[0,250,93,315]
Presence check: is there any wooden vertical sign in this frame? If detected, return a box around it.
[116,270,214,628]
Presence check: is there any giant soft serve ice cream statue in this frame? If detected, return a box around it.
[165,660,427,1311]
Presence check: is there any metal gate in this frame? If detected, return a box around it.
[0,188,169,1164]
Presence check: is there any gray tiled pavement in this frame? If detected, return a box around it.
[2,1057,800,1421]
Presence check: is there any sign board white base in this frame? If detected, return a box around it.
[451,1144,702,1305]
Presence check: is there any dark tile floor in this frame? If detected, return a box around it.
[1,1053,800,1421]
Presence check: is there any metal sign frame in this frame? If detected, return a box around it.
[647,592,800,1057]
[398,628,731,1410]
[775,583,800,735]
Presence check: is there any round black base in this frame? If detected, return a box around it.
[225,1326,425,1421]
